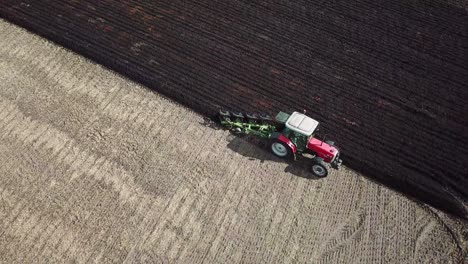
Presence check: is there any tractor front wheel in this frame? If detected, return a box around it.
[270,139,292,158]
[311,159,329,178]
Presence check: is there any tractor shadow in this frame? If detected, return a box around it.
[225,136,323,180]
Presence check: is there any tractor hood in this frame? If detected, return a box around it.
[308,137,339,163]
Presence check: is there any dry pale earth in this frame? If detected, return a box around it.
[0,20,466,263]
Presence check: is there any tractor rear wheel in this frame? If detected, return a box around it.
[311,159,329,178]
[270,139,292,158]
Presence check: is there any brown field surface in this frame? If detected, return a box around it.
[0,20,466,263]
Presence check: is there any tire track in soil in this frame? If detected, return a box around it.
[0,34,176,260]
[0,102,160,262]
[0,38,207,260]
[0,141,95,261]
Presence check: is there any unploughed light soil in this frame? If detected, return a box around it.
[0,19,466,263]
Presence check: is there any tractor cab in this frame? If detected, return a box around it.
[275,111,319,153]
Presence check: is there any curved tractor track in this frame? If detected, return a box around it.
[1,1,467,217]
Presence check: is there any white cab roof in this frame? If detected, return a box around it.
[285,112,319,136]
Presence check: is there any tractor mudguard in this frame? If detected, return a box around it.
[270,132,297,155]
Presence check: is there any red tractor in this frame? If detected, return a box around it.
[218,110,342,177]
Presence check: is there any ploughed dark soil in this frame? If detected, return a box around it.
[1,1,467,217]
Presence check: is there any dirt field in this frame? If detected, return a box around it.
[1,0,467,217]
[0,20,466,263]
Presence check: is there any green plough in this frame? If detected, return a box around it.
[218,110,278,138]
